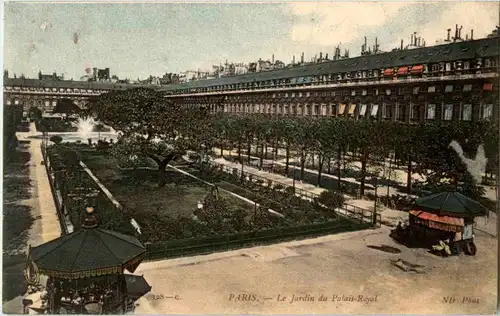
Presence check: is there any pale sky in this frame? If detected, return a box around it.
[3,1,499,80]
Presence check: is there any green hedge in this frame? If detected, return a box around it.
[146,218,369,261]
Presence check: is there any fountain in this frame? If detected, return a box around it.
[71,117,97,140]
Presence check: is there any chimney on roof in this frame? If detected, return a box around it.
[471,29,474,40]
[401,39,404,50]
[413,32,417,45]
[418,37,421,46]
[374,37,379,53]
[458,25,463,39]
[325,53,329,60]
[454,24,458,42]
[410,34,413,46]
[447,28,451,41]
[272,54,274,64]
[423,40,426,47]
[466,34,469,40]
[301,52,304,64]
[292,55,296,64]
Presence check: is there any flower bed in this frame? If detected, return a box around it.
[187,163,346,225]
[46,146,136,236]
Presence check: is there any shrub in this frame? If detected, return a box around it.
[50,135,63,145]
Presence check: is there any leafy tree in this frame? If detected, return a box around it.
[52,99,81,118]
[86,88,210,187]
[312,117,338,187]
[3,103,22,163]
[28,106,42,121]
[349,120,392,196]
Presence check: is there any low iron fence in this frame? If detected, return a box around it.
[41,144,69,235]
[145,219,369,261]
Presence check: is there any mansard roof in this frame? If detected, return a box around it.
[3,78,160,90]
[160,37,499,91]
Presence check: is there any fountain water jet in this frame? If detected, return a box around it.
[71,117,97,140]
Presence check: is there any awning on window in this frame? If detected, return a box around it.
[371,104,379,116]
[383,69,394,77]
[290,78,298,84]
[339,104,347,115]
[463,84,472,92]
[428,86,436,93]
[397,66,409,75]
[409,210,464,233]
[410,65,424,74]
[445,85,453,93]
[360,104,367,116]
[348,104,356,115]
[483,83,493,91]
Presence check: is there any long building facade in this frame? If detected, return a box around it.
[3,37,499,123]
[161,37,499,123]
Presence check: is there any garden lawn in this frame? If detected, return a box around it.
[78,151,256,220]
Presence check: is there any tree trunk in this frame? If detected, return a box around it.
[312,150,315,168]
[285,143,290,176]
[247,139,251,164]
[360,155,367,196]
[157,159,169,187]
[274,141,278,160]
[317,153,324,187]
[238,139,242,163]
[337,145,342,190]
[342,147,347,173]
[264,143,268,160]
[406,156,412,194]
[327,157,331,174]
[300,149,306,181]
[259,143,264,170]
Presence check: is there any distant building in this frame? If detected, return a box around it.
[97,68,110,81]
[234,63,249,75]
[38,70,63,81]
[179,70,210,83]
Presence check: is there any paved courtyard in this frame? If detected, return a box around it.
[134,226,497,314]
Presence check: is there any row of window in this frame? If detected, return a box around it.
[174,57,498,94]
[185,83,494,103]
[5,86,105,94]
[216,103,494,121]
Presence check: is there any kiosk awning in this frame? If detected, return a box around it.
[409,210,464,232]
